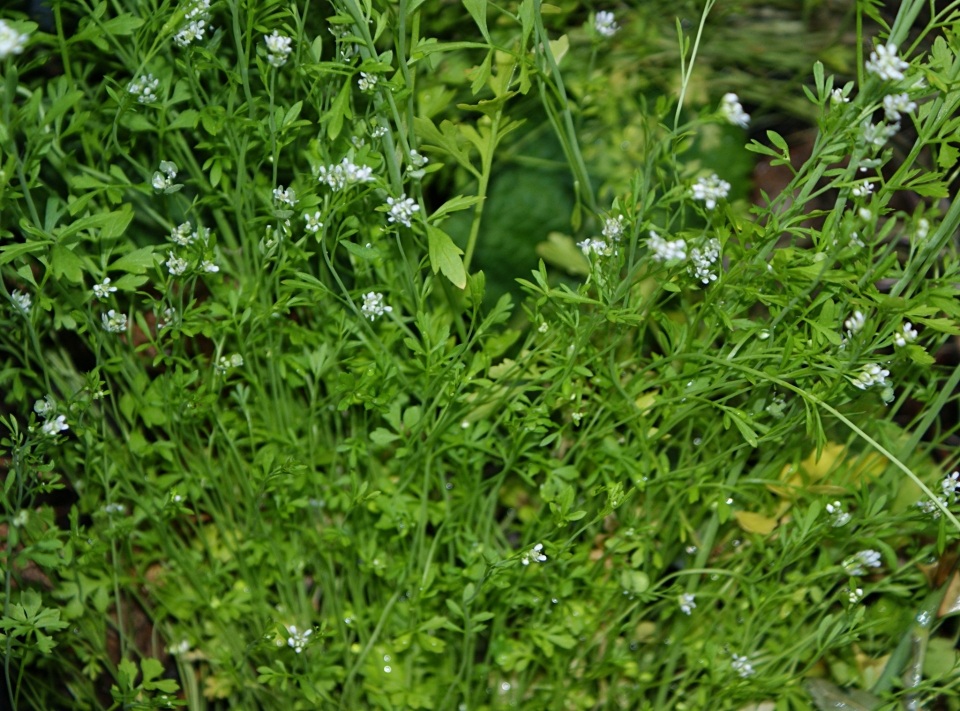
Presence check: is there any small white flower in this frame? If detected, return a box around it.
[851,181,874,198]
[720,93,750,128]
[859,207,873,221]
[166,252,189,276]
[215,354,244,374]
[538,322,549,333]
[883,92,916,122]
[273,185,298,206]
[861,120,899,148]
[731,654,755,678]
[41,414,68,437]
[11,511,28,528]
[265,31,293,67]
[688,238,721,285]
[358,72,379,91]
[408,150,428,168]
[101,309,128,333]
[602,215,626,241]
[866,43,910,82]
[893,322,918,347]
[285,625,313,653]
[371,125,388,138]
[843,549,882,576]
[942,471,960,499]
[174,18,209,47]
[202,260,219,273]
[679,593,696,615]
[158,307,177,331]
[825,501,851,527]
[127,74,160,103]
[170,222,194,245]
[0,20,30,59]
[318,158,375,190]
[386,195,420,228]
[360,292,392,321]
[918,497,946,519]
[691,174,730,210]
[153,172,172,191]
[916,218,930,241]
[578,238,612,257]
[647,231,687,262]
[104,503,125,514]
[848,587,864,603]
[830,88,850,105]
[521,543,547,565]
[34,396,55,418]
[851,363,890,390]
[11,289,31,314]
[304,212,323,233]
[93,278,118,300]
[844,310,865,336]
[594,11,619,38]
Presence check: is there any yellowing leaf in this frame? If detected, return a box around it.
[734,511,778,535]
[800,442,846,480]
[535,232,589,276]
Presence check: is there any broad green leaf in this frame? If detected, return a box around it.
[167,109,200,130]
[0,241,51,265]
[427,225,466,289]
[51,244,84,283]
[326,79,353,140]
[110,246,156,274]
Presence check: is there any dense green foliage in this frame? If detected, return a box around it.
[5,0,960,709]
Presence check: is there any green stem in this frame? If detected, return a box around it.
[462,112,500,272]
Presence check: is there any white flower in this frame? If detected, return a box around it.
[861,120,899,148]
[101,310,128,333]
[521,543,547,565]
[304,212,323,233]
[360,292,392,321]
[173,0,212,47]
[158,307,177,331]
[851,181,874,198]
[578,238,612,257]
[11,510,28,528]
[127,74,160,103]
[285,625,312,653]
[166,252,189,276]
[825,501,851,527]
[93,278,118,300]
[893,322,918,347]
[215,354,244,374]
[594,11,619,37]
[918,497,946,519]
[358,72,379,91]
[386,195,420,228]
[647,231,687,262]
[0,20,29,59]
[830,88,850,105]
[679,593,696,615]
[851,363,890,390]
[688,238,721,284]
[408,150,428,168]
[848,588,864,603]
[273,186,298,206]
[844,310,865,335]
[152,161,178,191]
[152,172,172,191]
[104,503,125,514]
[843,549,882,575]
[265,31,293,67]
[916,218,930,241]
[202,260,219,273]
[942,471,960,499]
[731,654,755,678]
[34,396,55,418]
[11,289,31,314]
[691,174,730,210]
[866,43,910,81]
[371,125,388,138]
[720,93,750,128]
[170,222,195,246]
[883,92,916,122]
[318,158,375,190]
[602,215,626,241]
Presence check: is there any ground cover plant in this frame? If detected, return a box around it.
[5,0,960,708]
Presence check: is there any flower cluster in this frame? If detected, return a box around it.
[173,0,212,48]
[35,396,69,437]
[842,549,881,576]
[731,654,755,678]
[0,20,29,60]
[861,120,899,148]
[883,92,916,122]
[594,11,619,38]
[679,593,696,615]
[917,497,945,519]
[688,238,721,284]
[916,218,930,242]
[851,181,873,198]
[216,354,244,374]
[165,223,218,276]
[720,93,750,128]
[358,72,378,91]
[273,186,298,206]
[866,43,910,81]
[521,543,547,565]
[152,161,179,192]
[360,292,392,321]
[11,289,31,315]
[825,501,851,527]
[317,158,375,190]
[647,231,686,262]
[851,363,889,390]
[265,32,293,67]
[578,238,612,257]
[943,471,960,500]
[127,74,160,103]
[93,278,117,300]
[602,215,626,242]
[285,625,312,654]
[102,309,128,333]
[830,88,850,105]
[691,174,730,210]
[893,322,918,347]
[386,195,420,228]
[844,310,865,337]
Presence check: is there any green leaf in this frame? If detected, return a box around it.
[140,658,164,683]
[469,51,493,95]
[167,109,200,130]
[44,91,84,125]
[341,241,379,259]
[535,232,589,277]
[326,79,353,140]
[430,194,483,222]
[370,427,401,446]
[0,241,51,265]
[766,130,789,155]
[427,225,466,289]
[462,0,491,43]
[51,244,84,283]
[118,658,138,691]
[109,246,156,274]
[113,274,148,291]
[938,143,959,170]
[102,13,144,35]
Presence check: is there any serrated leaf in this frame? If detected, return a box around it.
[109,246,155,274]
[427,225,466,289]
[51,244,84,283]
[462,0,491,43]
